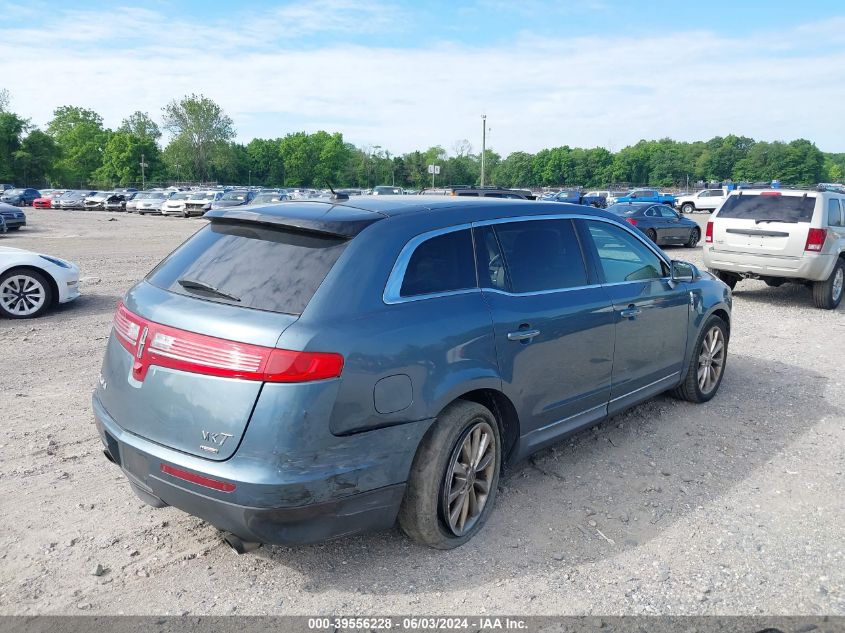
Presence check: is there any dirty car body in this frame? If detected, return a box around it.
[93,197,731,546]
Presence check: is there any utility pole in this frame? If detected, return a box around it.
[139,154,148,190]
[175,163,181,185]
[480,114,487,187]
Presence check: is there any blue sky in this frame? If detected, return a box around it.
[2,0,844,154]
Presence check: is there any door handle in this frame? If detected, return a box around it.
[619,305,641,319]
[507,329,540,341]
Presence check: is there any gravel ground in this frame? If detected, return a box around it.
[0,207,843,616]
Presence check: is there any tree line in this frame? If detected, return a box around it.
[0,90,842,190]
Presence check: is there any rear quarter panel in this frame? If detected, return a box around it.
[284,214,502,437]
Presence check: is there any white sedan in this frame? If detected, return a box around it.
[0,246,80,318]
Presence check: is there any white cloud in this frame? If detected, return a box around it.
[1,6,843,154]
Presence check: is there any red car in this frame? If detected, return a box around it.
[32,190,64,208]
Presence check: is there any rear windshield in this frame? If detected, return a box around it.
[717,194,816,222]
[147,221,348,315]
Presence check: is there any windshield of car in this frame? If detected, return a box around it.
[6,189,25,195]
[221,191,247,201]
[147,222,350,315]
[717,194,816,222]
[170,193,192,200]
[192,192,217,201]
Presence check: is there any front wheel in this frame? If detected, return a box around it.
[671,315,728,403]
[685,228,700,248]
[399,400,501,549]
[0,269,54,318]
[681,203,695,214]
[813,259,844,309]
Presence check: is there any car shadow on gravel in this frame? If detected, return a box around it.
[53,292,121,319]
[254,354,839,594]
[729,281,833,309]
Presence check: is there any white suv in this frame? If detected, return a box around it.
[676,189,727,214]
[703,188,845,309]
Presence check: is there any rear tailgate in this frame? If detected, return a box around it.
[712,192,816,258]
[96,214,364,460]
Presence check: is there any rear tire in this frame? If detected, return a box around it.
[812,258,844,310]
[399,400,501,549]
[671,315,728,403]
[685,228,700,248]
[645,228,657,243]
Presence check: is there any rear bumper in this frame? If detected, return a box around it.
[703,247,836,281]
[92,393,415,545]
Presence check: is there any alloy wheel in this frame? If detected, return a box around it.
[833,267,844,303]
[0,274,47,317]
[441,420,497,537]
[687,228,700,247]
[697,326,725,394]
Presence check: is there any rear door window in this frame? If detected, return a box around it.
[492,219,588,293]
[827,199,843,227]
[147,221,349,315]
[400,229,476,297]
[717,194,816,222]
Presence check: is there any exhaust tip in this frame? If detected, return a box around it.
[221,532,261,555]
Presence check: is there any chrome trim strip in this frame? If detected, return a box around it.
[471,212,671,266]
[382,212,672,305]
[481,284,603,297]
[609,372,680,404]
[530,402,607,435]
[383,223,474,304]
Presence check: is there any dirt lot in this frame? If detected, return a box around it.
[0,207,843,616]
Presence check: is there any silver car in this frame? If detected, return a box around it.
[703,187,845,309]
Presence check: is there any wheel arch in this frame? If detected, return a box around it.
[1,264,60,306]
[451,388,521,465]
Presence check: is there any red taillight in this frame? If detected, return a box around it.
[111,302,344,383]
[160,464,236,492]
[805,228,828,252]
[625,217,638,226]
[705,221,714,243]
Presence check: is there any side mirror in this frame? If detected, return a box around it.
[671,260,695,283]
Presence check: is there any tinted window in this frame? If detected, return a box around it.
[583,221,666,283]
[658,206,678,218]
[493,219,587,292]
[644,207,658,217]
[474,225,507,290]
[148,222,349,315]
[400,229,476,297]
[717,194,815,222]
[827,199,843,227]
[456,192,479,197]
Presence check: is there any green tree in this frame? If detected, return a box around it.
[0,111,28,182]
[162,94,235,181]
[94,131,161,186]
[246,138,285,186]
[118,111,161,142]
[14,130,60,186]
[46,106,109,186]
